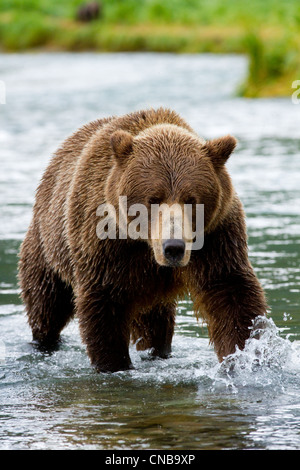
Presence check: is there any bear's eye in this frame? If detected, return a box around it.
[148,196,163,206]
[184,197,196,205]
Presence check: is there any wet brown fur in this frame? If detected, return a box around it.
[18,108,267,372]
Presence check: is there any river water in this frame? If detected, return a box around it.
[0,52,299,450]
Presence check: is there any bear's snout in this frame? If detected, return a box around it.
[163,239,186,266]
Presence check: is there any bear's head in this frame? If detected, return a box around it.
[105,123,236,267]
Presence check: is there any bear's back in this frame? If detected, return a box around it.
[33,117,112,282]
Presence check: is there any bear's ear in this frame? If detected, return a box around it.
[110,130,133,164]
[204,135,237,169]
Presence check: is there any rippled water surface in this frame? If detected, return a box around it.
[0,53,300,450]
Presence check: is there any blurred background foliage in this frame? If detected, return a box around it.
[0,0,299,97]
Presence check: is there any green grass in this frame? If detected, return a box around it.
[1,0,300,96]
[238,31,300,97]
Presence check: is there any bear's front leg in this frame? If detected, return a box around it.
[193,270,268,361]
[76,290,132,372]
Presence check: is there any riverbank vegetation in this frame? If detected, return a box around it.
[0,0,300,97]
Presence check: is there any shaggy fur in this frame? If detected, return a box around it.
[18,108,267,372]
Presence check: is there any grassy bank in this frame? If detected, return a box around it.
[1,0,300,97]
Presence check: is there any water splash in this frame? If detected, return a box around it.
[204,316,300,394]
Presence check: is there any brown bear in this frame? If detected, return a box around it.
[18,108,267,372]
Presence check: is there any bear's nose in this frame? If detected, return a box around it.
[163,239,185,265]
